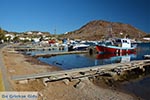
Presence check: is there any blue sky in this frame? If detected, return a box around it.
[0,0,150,34]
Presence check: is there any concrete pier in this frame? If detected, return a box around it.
[15,46,64,52]
[33,51,88,57]
[12,60,150,83]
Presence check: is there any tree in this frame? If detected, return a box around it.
[13,36,20,43]
[6,36,11,42]
[0,28,5,42]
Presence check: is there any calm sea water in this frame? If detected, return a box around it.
[38,43,150,70]
[37,43,150,100]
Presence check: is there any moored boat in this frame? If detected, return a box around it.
[96,38,136,54]
[144,55,150,59]
[73,44,89,51]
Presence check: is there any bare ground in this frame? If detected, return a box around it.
[2,46,139,100]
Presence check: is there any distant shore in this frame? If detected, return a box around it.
[1,45,139,100]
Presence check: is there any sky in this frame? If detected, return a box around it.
[0,0,150,34]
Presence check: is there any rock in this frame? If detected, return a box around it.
[42,78,50,87]
[74,79,85,89]
[63,79,70,85]
[74,82,85,89]
[18,80,28,84]
[38,92,43,97]
[9,69,15,73]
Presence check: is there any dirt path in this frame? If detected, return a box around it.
[0,70,4,91]
[0,44,11,91]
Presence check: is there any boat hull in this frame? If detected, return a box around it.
[96,45,136,54]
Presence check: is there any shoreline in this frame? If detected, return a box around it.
[23,53,62,71]
[1,45,139,100]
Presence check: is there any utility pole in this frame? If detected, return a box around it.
[54,26,56,35]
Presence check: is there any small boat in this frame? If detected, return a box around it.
[73,44,89,51]
[96,38,136,54]
[144,55,150,59]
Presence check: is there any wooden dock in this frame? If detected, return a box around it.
[12,60,150,83]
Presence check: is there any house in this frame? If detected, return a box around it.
[32,38,40,43]
[19,37,32,41]
[5,33,15,40]
[143,38,150,41]
[26,31,33,35]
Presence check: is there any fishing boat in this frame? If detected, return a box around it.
[96,38,136,54]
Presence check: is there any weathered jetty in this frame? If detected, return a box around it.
[12,60,150,85]
[13,45,89,57]
[33,51,88,57]
[14,46,66,51]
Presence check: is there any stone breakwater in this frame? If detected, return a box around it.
[12,59,150,86]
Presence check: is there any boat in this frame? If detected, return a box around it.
[144,55,150,59]
[96,38,136,54]
[73,44,89,51]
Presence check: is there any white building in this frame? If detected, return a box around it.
[5,34,15,40]
[32,38,40,43]
[143,38,150,41]
[37,32,42,35]
[26,31,33,35]
[19,37,32,41]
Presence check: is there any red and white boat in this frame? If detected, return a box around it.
[96,38,136,54]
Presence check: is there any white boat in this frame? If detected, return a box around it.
[73,44,89,50]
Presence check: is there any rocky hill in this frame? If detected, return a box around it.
[62,20,146,40]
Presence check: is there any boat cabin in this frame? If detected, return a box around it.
[114,38,131,48]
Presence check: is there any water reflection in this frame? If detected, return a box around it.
[38,52,137,70]
[94,53,136,66]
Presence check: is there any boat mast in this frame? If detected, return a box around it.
[107,24,113,39]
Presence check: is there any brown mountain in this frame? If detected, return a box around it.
[62,20,146,40]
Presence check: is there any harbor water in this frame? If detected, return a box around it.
[37,43,150,70]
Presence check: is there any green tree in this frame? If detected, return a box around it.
[0,28,5,42]
[6,36,11,42]
[13,36,20,43]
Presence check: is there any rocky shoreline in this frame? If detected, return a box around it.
[1,46,140,100]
